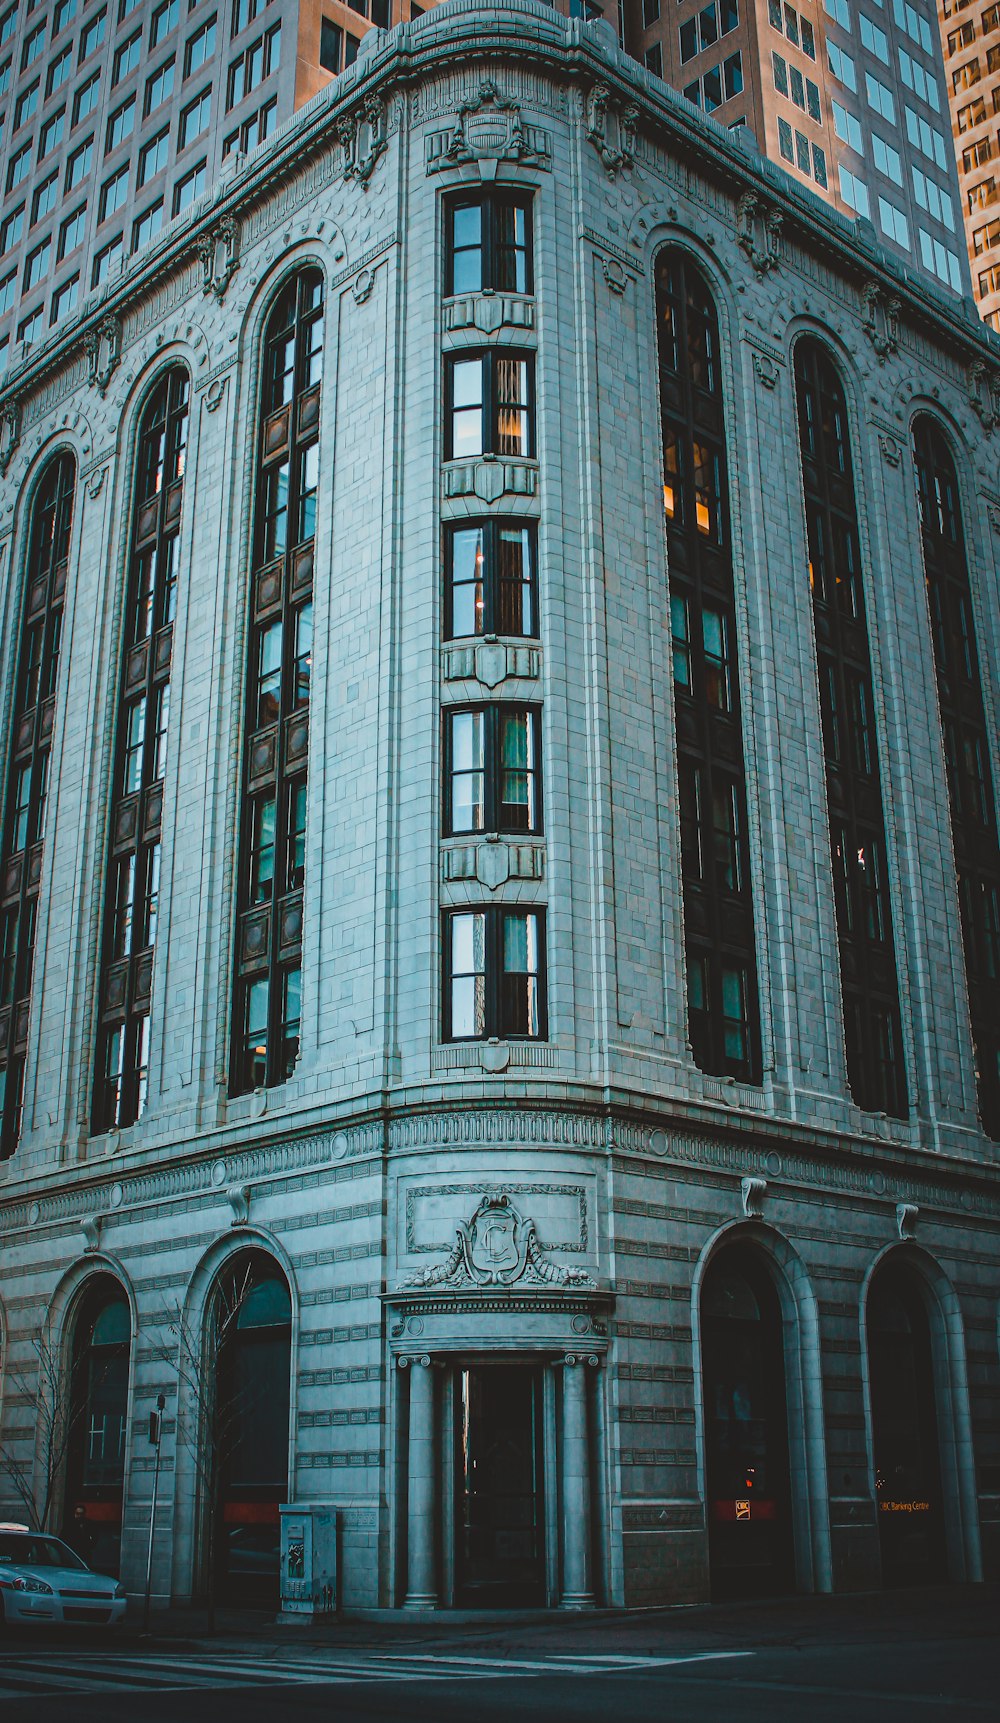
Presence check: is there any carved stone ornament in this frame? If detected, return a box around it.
[601,255,629,295]
[968,358,1000,432]
[586,82,639,179]
[227,1183,251,1226]
[198,216,241,302]
[352,266,375,304]
[752,351,779,389]
[203,375,227,414]
[401,1190,596,1290]
[339,94,387,188]
[741,1175,767,1218]
[0,398,21,476]
[736,191,782,277]
[896,1201,919,1240]
[86,315,122,397]
[878,431,902,467]
[439,78,537,175]
[85,466,107,500]
[860,282,900,363]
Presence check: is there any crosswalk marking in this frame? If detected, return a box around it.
[0,1645,749,1701]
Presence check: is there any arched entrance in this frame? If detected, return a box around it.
[701,1246,794,1598]
[63,1277,130,1576]
[867,1260,945,1586]
[211,1250,291,1605]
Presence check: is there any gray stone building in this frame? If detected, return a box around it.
[0,0,997,1616]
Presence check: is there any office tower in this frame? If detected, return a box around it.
[624,0,972,296]
[0,0,997,1615]
[939,0,1000,328]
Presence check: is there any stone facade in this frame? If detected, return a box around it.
[0,0,997,1613]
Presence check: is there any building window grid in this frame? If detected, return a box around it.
[794,341,907,1117]
[93,369,189,1133]
[655,249,762,1085]
[913,419,1000,1136]
[231,268,323,1096]
[0,454,76,1158]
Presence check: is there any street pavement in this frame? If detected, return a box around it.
[0,1584,993,1721]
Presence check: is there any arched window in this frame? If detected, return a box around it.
[93,369,189,1132]
[794,341,907,1117]
[912,418,1000,1138]
[654,250,761,1082]
[211,1250,292,1603]
[701,1248,793,1597]
[63,1277,131,1576]
[231,269,323,1095]
[867,1262,945,1585]
[0,452,76,1158]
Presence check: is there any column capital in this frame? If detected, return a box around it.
[397,1353,432,1370]
[562,1352,601,1369]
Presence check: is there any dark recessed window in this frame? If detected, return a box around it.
[655,247,762,1085]
[913,416,1000,1138]
[444,705,542,836]
[445,192,533,296]
[444,519,537,640]
[231,269,324,1097]
[443,908,546,1041]
[0,453,76,1158]
[92,370,189,1134]
[795,339,907,1117]
[445,351,534,461]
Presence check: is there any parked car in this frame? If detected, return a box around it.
[0,1526,127,1628]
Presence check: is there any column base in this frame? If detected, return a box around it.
[403,1592,440,1610]
[559,1591,595,1609]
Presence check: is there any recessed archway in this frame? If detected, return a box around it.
[62,1275,131,1577]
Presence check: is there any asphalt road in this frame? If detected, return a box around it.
[0,1585,993,1722]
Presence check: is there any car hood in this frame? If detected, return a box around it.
[0,1563,117,1590]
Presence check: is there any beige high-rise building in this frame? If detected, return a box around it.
[938,0,1000,328]
[624,0,973,299]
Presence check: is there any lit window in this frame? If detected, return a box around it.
[445,352,534,461]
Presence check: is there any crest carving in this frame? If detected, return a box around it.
[860,281,900,362]
[586,82,638,179]
[440,80,539,172]
[402,1191,595,1290]
[340,94,387,188]
[737,192,782,276]
[198,216,241,302]
[86,315,122,397]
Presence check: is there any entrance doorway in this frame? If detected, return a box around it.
[701,1247,794,1599]
[63,1277,131,1578]
[867,1263,945,1586]
[455,1363,545,1606]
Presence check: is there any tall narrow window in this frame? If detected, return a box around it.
[913,418,1000,1137]
[0,454,75,1157]
[93,370,189,1132]
[794,341,906,1116]
[231,269,323,1094]
[655,250,761,1082]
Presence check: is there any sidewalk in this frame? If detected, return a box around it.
[124,1581,998,1658]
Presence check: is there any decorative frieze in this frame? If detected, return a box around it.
[442,641,540,684]
[444,295,535,335]
[443,458,537,502]
[441,838,544,889]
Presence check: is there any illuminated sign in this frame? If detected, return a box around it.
[735,1501,751,1521]
[878,1500,931,1514]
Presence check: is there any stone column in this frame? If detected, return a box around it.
[560,1353,595,1607]
[402,1354,438,1608]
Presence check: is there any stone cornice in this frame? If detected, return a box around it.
[1,0,996,418]
[0,1089,997,1240]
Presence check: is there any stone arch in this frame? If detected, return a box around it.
[37,1255,137,1547]
[860,1242,982,1584]
[691,1219,832,1596]
[168,1227,299,1605]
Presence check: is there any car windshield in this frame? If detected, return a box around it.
[0,1534,88,1570]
